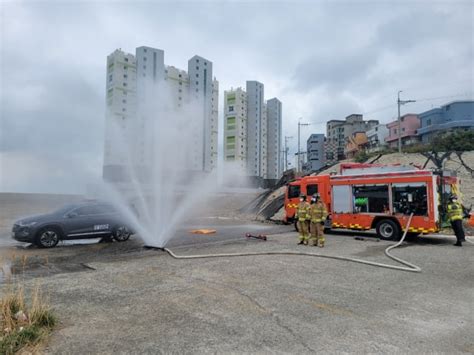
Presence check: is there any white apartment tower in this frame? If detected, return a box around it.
[188,55,218,172]
[223,81,282,186]
[104,49,137,179]
[224,88,247,173]
[266,98,282,180]
[103,46,218,181]
[246,81,266,179]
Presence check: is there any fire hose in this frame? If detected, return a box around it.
[163,214,421,273]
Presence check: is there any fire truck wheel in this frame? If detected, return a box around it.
[375,219,401,241]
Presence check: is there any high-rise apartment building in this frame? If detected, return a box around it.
[104,49,138,179]
[266,98,282,181]
[306,134,325,173]
[246,81,266,180]
[223,82,282,186]
[223,88,247,173]
[188,55,219,172]
[326,114,378,164]
[103,46,218,182]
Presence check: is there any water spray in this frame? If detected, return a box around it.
[155,214,421,273]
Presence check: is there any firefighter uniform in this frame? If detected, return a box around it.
[309,200,328,247]
[447,199,465,246]
[296,201,310,244]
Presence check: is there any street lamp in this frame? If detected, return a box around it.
[397,91,416,154]
[298,118,310,172]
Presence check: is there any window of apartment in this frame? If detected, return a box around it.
[196,59,199,63]
[196,73,199,77]
[122,99,126,103]
[123,74,127,79]
[228,106,234,112]
[195,81,199,85]
[143,65,146,69]
[178,74,182,78]
[124,66,127,70]
[179,81,182,85]
[108,74,113,82]
[226,136,235,150]
[427,119,432,125]
[144,48,147,53]
[394,129,397,134]
[124,58,128,62]
[123,82,127,86]
[402,128,405,132]
[226,117,236,130]
[143,57,147,61]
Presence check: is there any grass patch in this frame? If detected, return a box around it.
[0,285,56,354]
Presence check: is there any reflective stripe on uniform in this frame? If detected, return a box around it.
[447,202,463,222]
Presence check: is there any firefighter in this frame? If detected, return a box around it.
[296,194,310,245]
[309,193,328,247]
[447,194,466,247]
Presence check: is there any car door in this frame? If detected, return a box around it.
[92,204,117,234]
[62,205,106,239]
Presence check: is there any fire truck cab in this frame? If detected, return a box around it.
[284,164,459,240]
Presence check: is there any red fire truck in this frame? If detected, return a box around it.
[284,163,459,240]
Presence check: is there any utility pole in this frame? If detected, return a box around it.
[397,91,416,154]
[298,118,310,172]
[284,136,293,171]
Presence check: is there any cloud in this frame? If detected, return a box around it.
[1,1,472,193]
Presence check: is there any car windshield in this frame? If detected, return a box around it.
[53,204,80,215]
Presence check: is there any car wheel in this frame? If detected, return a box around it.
[35,227,60,248]
[375,219,401,241]
[113,226,131,242]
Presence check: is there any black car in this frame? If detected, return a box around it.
[12,201,134,248]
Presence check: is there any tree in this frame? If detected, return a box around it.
[421,130,474,170]
[421,130,474,223]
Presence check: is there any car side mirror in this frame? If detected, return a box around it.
[66,212,78,218]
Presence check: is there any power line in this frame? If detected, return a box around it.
[362,103,395,115]
[415,92,473,103]
[362,92,472,116]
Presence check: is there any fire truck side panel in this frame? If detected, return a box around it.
[329,172,439,234]
[284,168,460,237]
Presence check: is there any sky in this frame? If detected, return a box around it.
[1,0,473,194]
